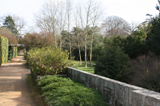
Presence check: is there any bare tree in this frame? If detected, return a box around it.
[89,1,105,66]
[12,15,26,39]
[72,6,83,65]
[66,0,72,58]
[78,0,96,67]
[102,16,131,37]
[0,15,26,39]
[34,0,60,47]
[77,0,105,67]
[129,21,140,34]
[57,1,66,50]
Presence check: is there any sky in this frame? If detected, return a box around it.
[0,0,159,33]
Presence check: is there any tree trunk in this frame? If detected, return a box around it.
[90,35,93,66]
[69,34,72,59]
[78,44,82,65]
[60,35,61,51]
[85,32,87,67]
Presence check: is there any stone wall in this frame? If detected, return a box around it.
[67,67,160,106]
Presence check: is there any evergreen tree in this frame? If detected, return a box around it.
[3,15,18,35]
[146,17,160,54]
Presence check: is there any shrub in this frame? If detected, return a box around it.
[95,46,130,80]
[19,32,55,51]
[125,52,160,92]
[38,76,108,106]
[27,47,69,75]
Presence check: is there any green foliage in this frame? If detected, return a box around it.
[8,47,18,60]
[0,35,8,65]
[27,47,69,75]
[8,46,13,60]
[146,17,160,54]
[95,46,130,80]
[3,15,18,35]
[104,35,146,58]
[38,76,108,106]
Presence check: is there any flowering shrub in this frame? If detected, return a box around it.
[27,47,69,75]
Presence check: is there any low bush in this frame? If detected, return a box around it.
[95,46,130,80]
[124,52,160,92]
[38,76,108,106]
[27,47,69,75]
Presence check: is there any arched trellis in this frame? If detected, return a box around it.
[9,44,26,57]
[9,44,26,47]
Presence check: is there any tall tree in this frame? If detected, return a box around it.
[102,16,130,37]
[66,0,72,58]
[35,1,59,47]
[3,15,18,35]
[72,27,84,65]
[78,0,104,67]
[12,15,26,40]
[57,1,66,51]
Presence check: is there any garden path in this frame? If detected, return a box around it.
[0,56,38,106]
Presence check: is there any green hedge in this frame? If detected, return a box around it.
[0,35,8,65]
[8,46,18,60]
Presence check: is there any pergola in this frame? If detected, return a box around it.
[9,44,26,47]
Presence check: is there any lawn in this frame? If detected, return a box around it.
[71,61,94,74]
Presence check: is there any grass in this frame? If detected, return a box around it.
[26,63,48,106]
[27,74,45,106]
[71,61,94,74]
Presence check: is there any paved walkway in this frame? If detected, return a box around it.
[0,56,38,106]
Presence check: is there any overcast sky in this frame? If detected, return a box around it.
[0,0,159,32]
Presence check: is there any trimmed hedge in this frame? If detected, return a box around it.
[0,35,8,65]
[8,46,18,60]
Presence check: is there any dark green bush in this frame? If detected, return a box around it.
[27,47,69,75]
[146,17,160,54]
[95,46,130,80]
[38,76,108,106]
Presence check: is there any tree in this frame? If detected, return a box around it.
[61,30,71,51]
[102,16,130,37]
[77,0,103,67]
[66,0,73,58]
[0,27,18,44]
[20,32,55,51]
[146,17,160,54]
[3,15,18,35]
[34,1,60,47]
[71,27,84,65]
[57,1,66,51]
[12,15,26,40]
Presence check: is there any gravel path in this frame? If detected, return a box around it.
[0,56,38,106]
